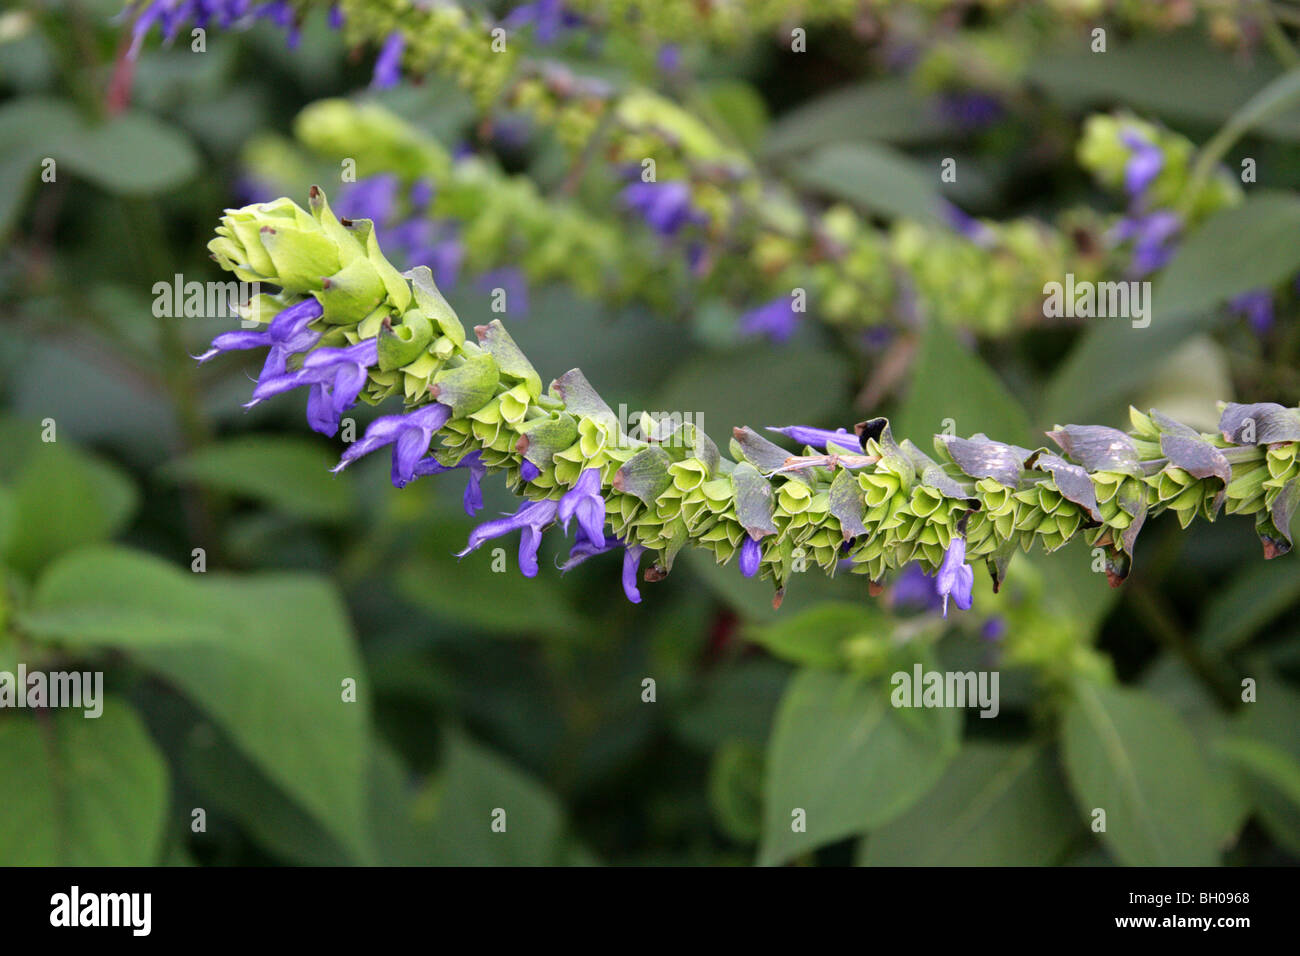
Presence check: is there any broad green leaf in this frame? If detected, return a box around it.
[0,698,167,865]
[653,346,852,450]
[1155,193,1300,319]
[763,78,951,156]
[1043,311,1218,426]
[403,728,565,866]
[1197,559,1300,654]
[0,435,138,575]
[744,602,891,669]
[1232,677,1300,854]
[161,435,354,522]
[895,321,1034,447]
[1061,680,1219,865]
[1028,38,1300,137]
[21,546,227,645]
[859,741,1077,865]
[23,546,370,861]
[58,111,199,195]
[397,521,580,636]
[759,667,959,866]
[671,657,792,750]
[791,142,945,224]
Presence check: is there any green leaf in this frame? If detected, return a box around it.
[1061,680,1219,865]
[759,667,959,866]
[859,741,1078,865]
[745,602,889,669]
[1027,37,1300,137]
[1043,311,1218,426]
[895,321,1034,448]
[1197,559,1300,655]
[22,546,370,861]
[0,698,167,865]
[653,345,852,448]
[58,111,199,195]
[161,435,354,522]
[1155,193,1300,319]
[762,78,950,156]
[0,434,138,576]
[400,728,566,866]
[397,521,580,637]
[1232,677,1300,854]
[791,142,945,225]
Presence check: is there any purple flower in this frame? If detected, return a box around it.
[520,460,541,482]
[620,181,702,238]
[335,174,401,228]
[891,563,944,613]
[409,178,434,211]
[622,544,646,603]
[656,43,681,74]
[739,297,799,343]
[1229,289,1274,335]
[767,425,863,453]
[936,90,1004,131]
[196,297,323,385]
[980,616,1006,642]
[739,536,761,578]
[412,450,487,515]
[476,267,529,317]
[1120,129,1163,200]
[249,338,377,436]
[423,239,465,290]
[327,3,344,29]
[943,202,997,248]
[457,498,558,577]
[372,31,405,89]
[332,402,452,487]
[501,0,582,44]
[558,467,606,548]
[1113,210,1181,277]
[936,535,974,617]
[559,529,645,603]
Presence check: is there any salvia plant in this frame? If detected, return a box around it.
[203,187,1300,611]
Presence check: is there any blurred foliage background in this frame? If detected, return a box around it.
[2,0,1300,866]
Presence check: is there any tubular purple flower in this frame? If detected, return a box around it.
[739,536,761,578]
[327,3,344,29]
[476,267,529,316]
[1113,210,1181,277]
[620,181,701,237]
[935,536,974,617]
[335,174,401,228]
[249,338,377,436]
[1120,129,1163,199]
[891,562,943,613]
[739,297,799,343]
[412,450,487,515]
[457,498,559,577]
[558,467,606,548]
[520,460,541,482]
[501,0,582,44]
[767,425,863,453]
[1229,289,1274,335]
[196,297,323,384]
[622,544,646,603]
[372,32,405,89]
[333,402,452,487]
